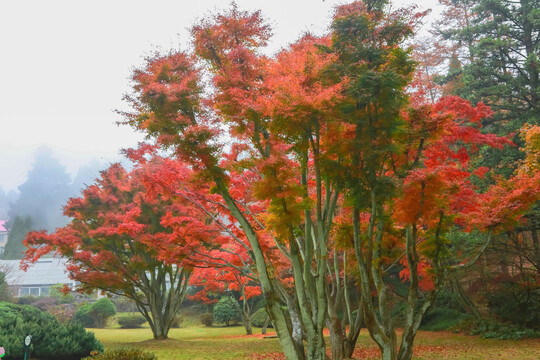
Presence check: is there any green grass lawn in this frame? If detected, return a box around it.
[88,324,540,360]
[90,326,282,360]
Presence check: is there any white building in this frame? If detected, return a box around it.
[0,258,74,297]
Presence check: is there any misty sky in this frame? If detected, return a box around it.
[0,0,440,192]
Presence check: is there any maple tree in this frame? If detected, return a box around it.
[21,153,218,340]
[120,2,538,360]
[519,124,540,176]
[122,2,408,358]
[321,3,511,358]
[411,0,473,99]
[191,268,261,334]
[189,248,262,335]
[410,37,445,103]
[428,0,540,324]
[123,5,337,358]
[452,123,540,330]
[126,149,270,336]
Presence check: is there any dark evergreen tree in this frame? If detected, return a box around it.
[1,216,33,260]
[439,52,465,96]
[466,0,539,179]
[9,147,72,231]
[435,0,540,181]
[0,188,17,220]
[463,0,540,131]
[213,297,241,326]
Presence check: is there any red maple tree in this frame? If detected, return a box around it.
[118,2,538,360]
[22,152,219,340]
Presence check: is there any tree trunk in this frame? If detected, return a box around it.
[262,315,271,335]
[451,276,482,319]
[379,343,397,360]
[522,0,540,114]
[239,288,253,335]
[344,333,359,360]
[397,311,426,360]
[220,187,306,360]
[397,342,412,360]
[397,319,415,360]
[133,266,190,341]
[327,315,345,360]
[344,306,363,359]
[153,328,168,340]
[148,302,171,340]
[265,296,306,360]
[242,313,253,335]
[531,227,540,274]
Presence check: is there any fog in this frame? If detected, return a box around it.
[0,0,440,221]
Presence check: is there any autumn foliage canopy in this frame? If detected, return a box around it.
[21,1,540,359]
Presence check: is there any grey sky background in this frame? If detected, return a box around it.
[0,0,440,192]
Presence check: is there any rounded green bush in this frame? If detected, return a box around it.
[213,296,240,326]
[117,314,147,329]
[91,298,117,328]
[73,303,96,327]
[200,313,214,327]
[0,302,103,360]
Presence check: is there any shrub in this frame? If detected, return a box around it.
[17,295,38,305]
[73,298,117,328]
[91,298,117,328]
[111,297,138,312]
[453,318,540,340]
[486,282,540,330]
[117,314,146,329]
[251,308,272,328]
[178,304,209,327]
[213,296,240,326]
[0,302,103,360]
[201,313,214,327]
[30,296,59,311]
[82,347,157,360]
[0,272,13,303]
[73,303,96,327]
[49,284,75,304]
[433,289,466,312]
[420,308,469,331]
[389,301,407,327]
[171,315,184,328]
[49,303,76,324]
[393,291,468,331]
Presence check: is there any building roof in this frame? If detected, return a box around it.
[0,220,7,232]
[0,258,73,286]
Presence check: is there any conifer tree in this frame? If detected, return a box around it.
[1,216,32,260]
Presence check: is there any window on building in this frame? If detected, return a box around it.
[19,288,30,296]
[19,287,45,297]
[29,288,40,296]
